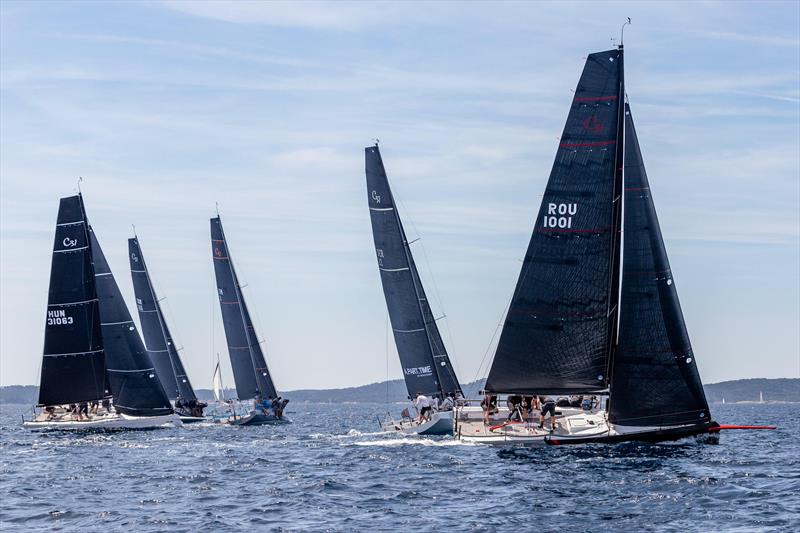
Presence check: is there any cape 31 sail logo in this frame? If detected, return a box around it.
[543,203,578,229]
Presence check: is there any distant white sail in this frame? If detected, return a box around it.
[212,362,224,402]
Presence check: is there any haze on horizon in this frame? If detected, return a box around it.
[1,1,798,391]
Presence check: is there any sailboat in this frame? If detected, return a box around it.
[456,42,775,445]
[128,236,207,422]
[25,194,181,430]
[210,215,289,426]
[365,144,464,435]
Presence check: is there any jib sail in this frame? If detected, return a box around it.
[608,104,711,427]
[90,227,173,417]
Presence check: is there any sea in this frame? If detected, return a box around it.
[0,402,797,532]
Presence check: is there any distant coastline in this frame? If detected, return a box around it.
[1,377,797,405]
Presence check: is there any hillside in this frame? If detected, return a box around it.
[2,378,797,405]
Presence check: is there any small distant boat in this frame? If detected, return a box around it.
[210,215,289,426]
[365,144,464,436]
[128,236,207,423]
[25,194,181,430]
[457,39,775,445]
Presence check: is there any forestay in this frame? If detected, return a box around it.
[486,48,625,395]
[210,216,277,400]
[609,104,711,427]
[365,145,462,399]
[38,194,108,406]
[89,227,173,417]
[128,237,197,401]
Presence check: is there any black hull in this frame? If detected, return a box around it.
[546,421,719,445]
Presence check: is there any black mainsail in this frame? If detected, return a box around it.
[365,145,463,399]
[38,194,108,406]
[608,103,711,427]
[128,237,197,401]
[89,227,173,417]
[486,48,625,395]
[210,216,278,400]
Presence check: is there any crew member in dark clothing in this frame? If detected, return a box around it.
[538,396,557,430]
[506,394,523,421]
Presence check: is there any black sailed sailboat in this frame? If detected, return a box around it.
[89,227,175,418]
[210,215,286,425]
[459,43,773,445]
[128,237,206,421]
[37,194,108,408]
[26,194,181,430]
[366,144,463,435]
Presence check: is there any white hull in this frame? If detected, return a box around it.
[23,412,183,431]
[455,405,608,445]
[380,410,454,436]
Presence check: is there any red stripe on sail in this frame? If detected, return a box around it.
[560,140,616,148]
[574,95,618,102]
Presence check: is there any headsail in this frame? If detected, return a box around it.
[210,216,277,400]
[365,145,463,399]
[128,237,197,401]
[486,48,625,395]
[38,194,108,406]
[608,103,711,427]
[89,227,173,417]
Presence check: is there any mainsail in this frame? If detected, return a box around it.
[210,216,277,400]
[486,48,625,395]
[128,237,197,401]
[38,194,108,406]
[365,145,463,399]
[89,227,173,417]
[608,103,711,427]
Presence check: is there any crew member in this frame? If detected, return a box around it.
[414,392,432,423]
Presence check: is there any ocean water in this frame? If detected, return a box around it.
[0,402,797,532]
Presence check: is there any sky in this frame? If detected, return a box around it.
[1,1,798,391]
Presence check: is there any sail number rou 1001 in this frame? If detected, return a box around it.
[543,203,578,229]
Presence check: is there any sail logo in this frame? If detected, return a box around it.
[543,203,577,229]
[405,366,432,376]
[62,237,77,248]
[376,248,384,267]
[582,116,605,133]
[47,309,74,326]
[131,252,139,263]
[371,190,381,204]
[214,247,223,257]
[136,297,144,312]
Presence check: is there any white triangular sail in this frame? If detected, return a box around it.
[212,362,224,402]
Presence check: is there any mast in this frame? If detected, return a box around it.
[210,216,277,400]
[38,194,108,406]
[90,227,173,417]
[128,236,197,401]
[485,48,625,395]
[365,144,462,399]
[608,103,710,427]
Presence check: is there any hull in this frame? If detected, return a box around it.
[546,421,719,445]
[179,416,208,424]
[226,411,291,426]
[380,410,453,436]
[23,412,182,431]
[455,405,608,445]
